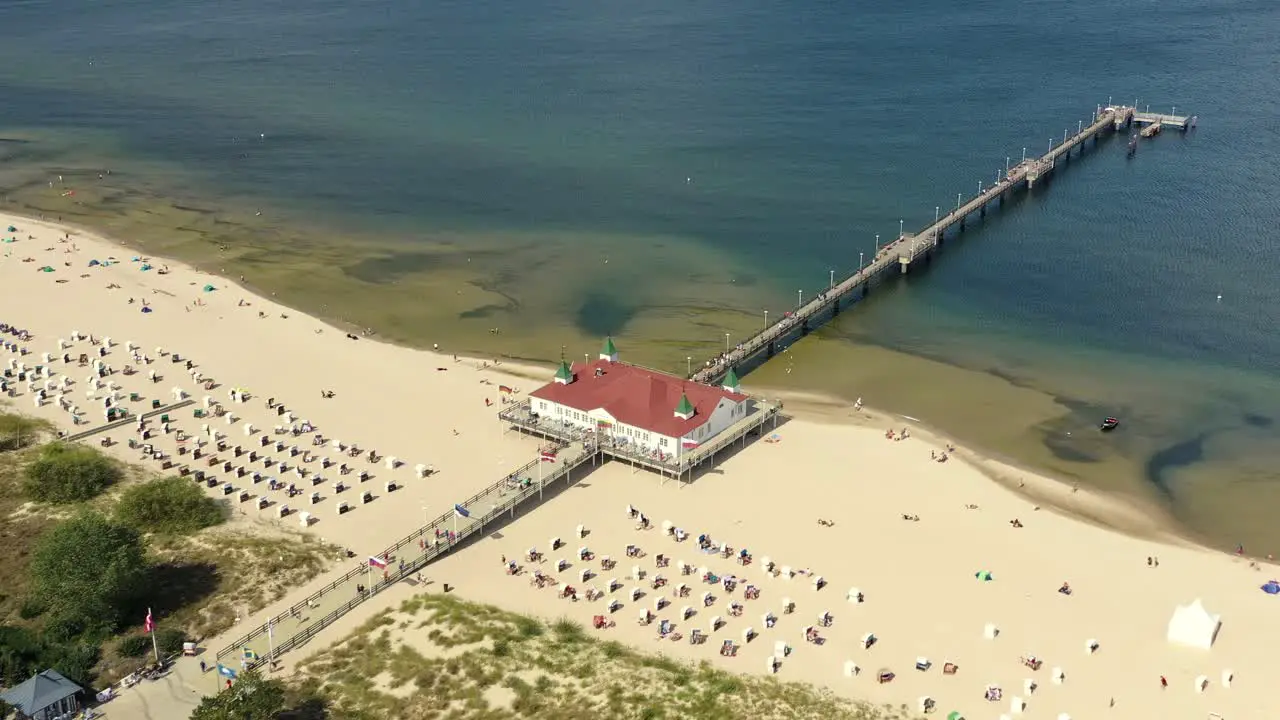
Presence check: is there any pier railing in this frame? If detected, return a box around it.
[691,105,1142,385]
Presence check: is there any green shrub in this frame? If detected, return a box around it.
[0,624,100,688]
[22,443,121,503]
[17,598,46,620]
[30,511,147,631]
[116,634,150,658]
[114,476,226,535]
[155,627,187,655]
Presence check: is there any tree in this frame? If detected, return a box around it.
[115,476,226,535]
[29,511,147,631]
[22,443,121,504]
[189,670,286,720]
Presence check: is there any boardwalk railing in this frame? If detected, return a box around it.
[215,441,595,669]
[64,399,195,442]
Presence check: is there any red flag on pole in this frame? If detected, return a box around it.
[144,609,155,633]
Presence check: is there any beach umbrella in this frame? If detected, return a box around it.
[88,259,100,266]
[974,570,993,582]
[6,225,15,232]
[947,713,965,720]
[203,284,217,292]
[1261,580,1280,595]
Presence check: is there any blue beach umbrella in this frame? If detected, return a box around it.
[1262,580,1280,595]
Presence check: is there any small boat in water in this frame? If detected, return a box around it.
[1100,416,1120,431]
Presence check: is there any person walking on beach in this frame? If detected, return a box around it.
[1160,675,1168,689]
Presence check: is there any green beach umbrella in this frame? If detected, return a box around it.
[974,570,992,582]
[6,225,16,232]
[947,712,964,720]
[203,284,216,292]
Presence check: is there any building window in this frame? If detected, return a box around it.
[660,438,669,447]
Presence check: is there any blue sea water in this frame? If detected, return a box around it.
[1,0,1278,546]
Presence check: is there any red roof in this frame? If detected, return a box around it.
[530,359,747,438]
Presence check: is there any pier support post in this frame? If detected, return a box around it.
[800,319,809,336]
[980,204,986,218]
[832,299,840,317]
[766,341,775,358]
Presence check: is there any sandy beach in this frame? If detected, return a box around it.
[2,210,1277,720]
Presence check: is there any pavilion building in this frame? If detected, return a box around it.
[527,337,749,459]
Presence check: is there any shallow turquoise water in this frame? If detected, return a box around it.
[1,0,1278,547]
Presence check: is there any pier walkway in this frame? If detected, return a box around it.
[690,104,1174,386]
[214,440,597,670]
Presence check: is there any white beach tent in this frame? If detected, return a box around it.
[1167,598,1221,650]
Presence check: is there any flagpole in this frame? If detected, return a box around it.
[148,607,160,664]
[267,618,275,667]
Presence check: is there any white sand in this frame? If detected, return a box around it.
[2,211,1276,720]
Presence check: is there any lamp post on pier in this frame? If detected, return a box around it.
[859,251,864,270]
[1006,156,1010,173]
[829,269,834,289]
[797,289,803,308]
[686,356,691,376]
[724,333,730,351]
[1021,147,1026,163]
[875,233,880,254]
[1078,119,1082,134]
[956,192,961,210]
[763,310,768,329]
[978,180,983,194]
[898,219,904,239]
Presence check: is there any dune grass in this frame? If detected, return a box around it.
[293,593,919,720]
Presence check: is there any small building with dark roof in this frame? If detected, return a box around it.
[529,338,749,459]
[0,669,84,720]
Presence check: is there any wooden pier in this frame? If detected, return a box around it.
[691,103,1190,386]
